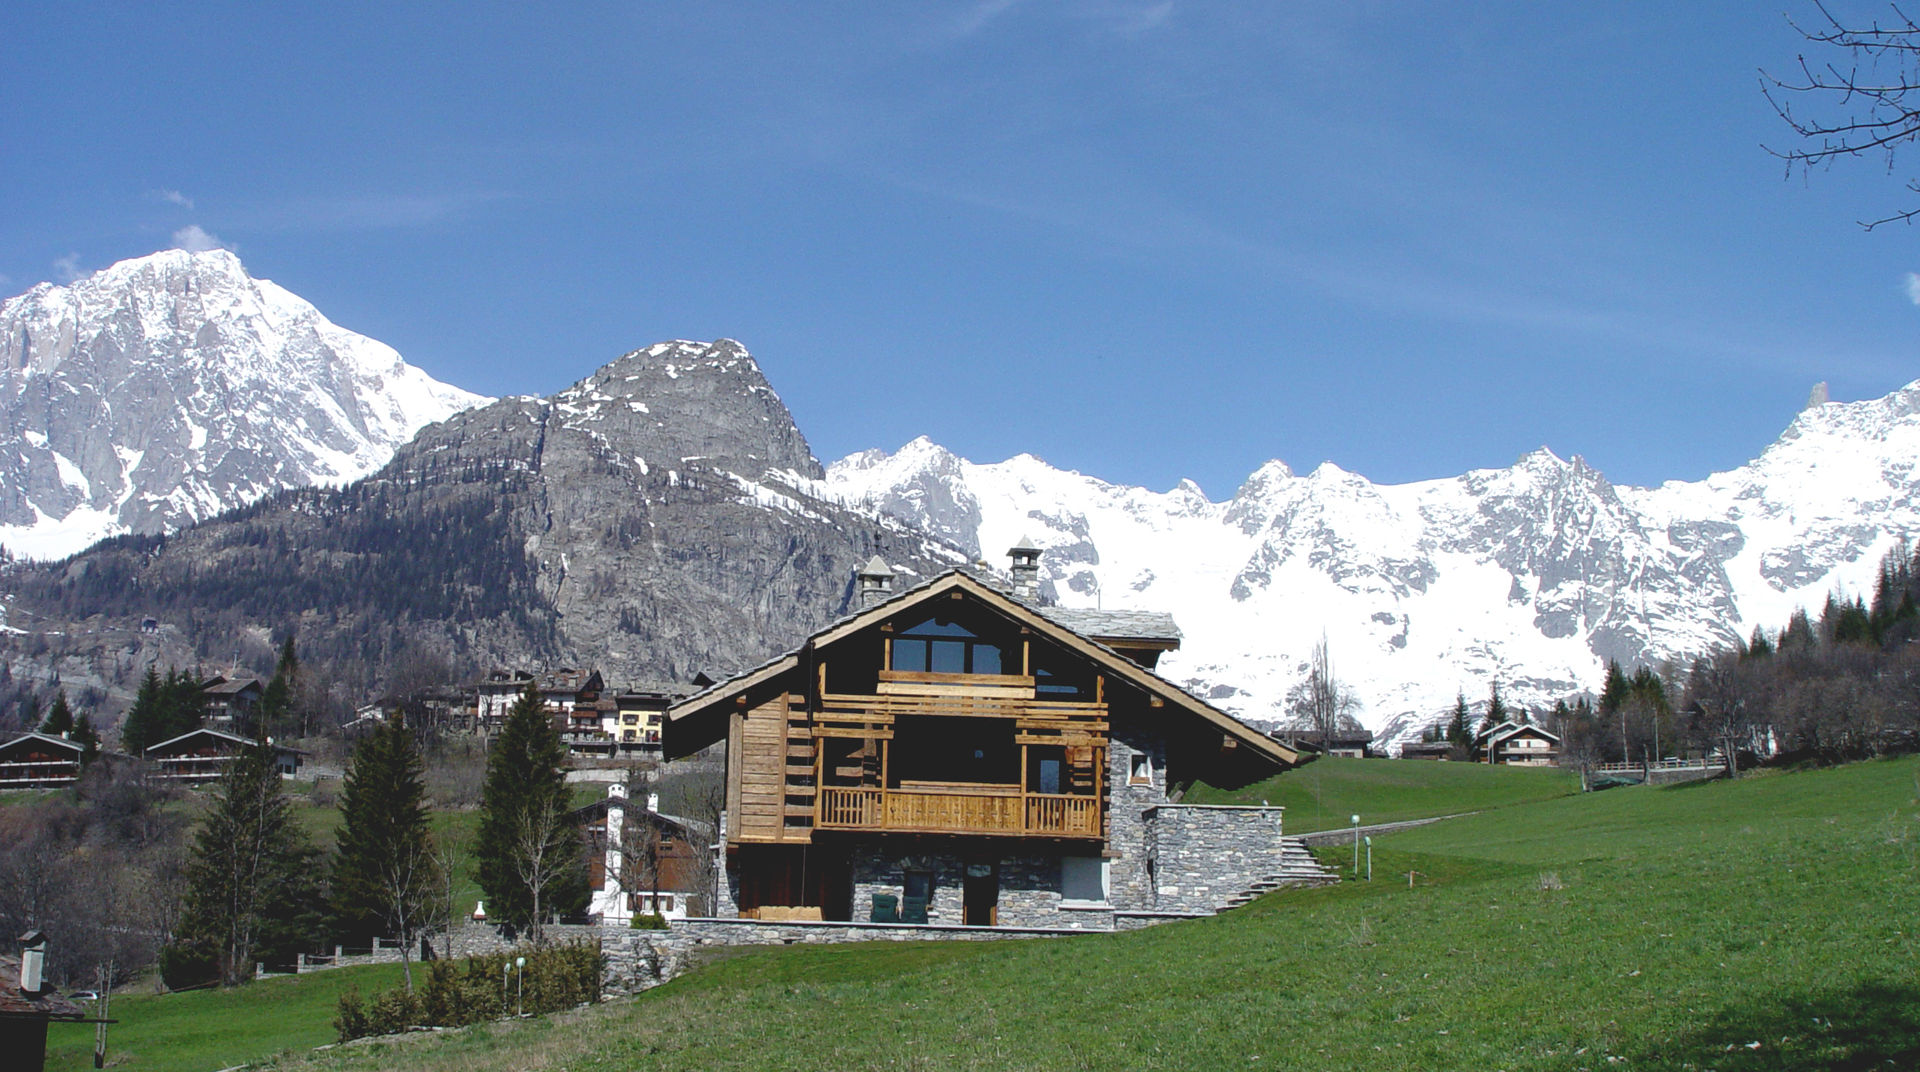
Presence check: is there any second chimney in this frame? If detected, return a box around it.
[856,556,896,609]
[1008,537,1042,603]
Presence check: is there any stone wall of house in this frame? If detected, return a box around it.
[845,842,1113,930]
[1143,804,1287,914]
[1106,727,1168,912]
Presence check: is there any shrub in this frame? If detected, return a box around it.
[630,912,668,930]
[335,940,603,1042]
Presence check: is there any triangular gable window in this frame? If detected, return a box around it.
[890,617,1004,675]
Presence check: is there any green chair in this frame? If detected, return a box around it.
[870,892,900,923]
[901,894,929,924]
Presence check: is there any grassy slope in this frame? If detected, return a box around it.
[241,756,1917,1072]
[1188,756,1578,833]
[44,964,408,1072]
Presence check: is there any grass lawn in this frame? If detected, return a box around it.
[43,963,408,1072]
[1188,755,1579,833]
[240,755,1917,1072]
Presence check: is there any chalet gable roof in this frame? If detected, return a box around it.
[0,732,85,756]
[145,727,308,756]
[668,568,1296,768]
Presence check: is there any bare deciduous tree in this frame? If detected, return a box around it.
[1285,635,1362,749]
[1764,2,1920,227]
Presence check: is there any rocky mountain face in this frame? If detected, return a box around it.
[0,249,486,559]
[0,340,961,715]
[827,380,1920,748]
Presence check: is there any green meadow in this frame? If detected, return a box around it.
[54,757,1920,1072]
[1190,754,1580,831]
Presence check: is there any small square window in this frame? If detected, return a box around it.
[1129,753,1152,785]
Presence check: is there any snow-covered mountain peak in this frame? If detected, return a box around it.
[827,374,1920,751]
[0,249,488,559]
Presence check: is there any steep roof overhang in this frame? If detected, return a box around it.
[665,570,1297,770]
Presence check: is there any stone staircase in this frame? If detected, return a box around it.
[1219,837,1342,910]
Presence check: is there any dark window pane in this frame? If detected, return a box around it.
[971,645,1002,675]
[1037,758,1061,795]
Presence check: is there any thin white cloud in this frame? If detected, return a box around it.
[1107,1,1174,36]
[171,225,229,253]
[52,253,84,283]
[1904,271,1920,306]
[153,188,195,209]
[949,0,1022,38]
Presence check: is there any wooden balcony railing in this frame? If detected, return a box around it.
[816,785,1102,838]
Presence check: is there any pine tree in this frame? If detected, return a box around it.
[1598,660,1630,715]
[1446,691,1470,748]
[1745,626,1774,660]
[70,713,100,766]
[260,636,299,736]
[39,689,73,736]
[331,717,438,990]
[121,665,166,754]
[170,736,324,986]
[1480,681,1507,736]
[475,684,585,943]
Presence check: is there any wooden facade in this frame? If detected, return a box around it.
[0,733,84,789]
[667,569,1298,922]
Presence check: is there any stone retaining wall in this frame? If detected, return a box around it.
[1145,804,1288,914]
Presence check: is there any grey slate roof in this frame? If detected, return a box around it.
[1036,606,1182,643]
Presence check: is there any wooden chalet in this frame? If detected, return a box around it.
[577,783,710,922]
[1478,722,1561,766]
[199,675,265,730]
[0,733,85,789]
[666,550,1300,929]
[145,728,305,783]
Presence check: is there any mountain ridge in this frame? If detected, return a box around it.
[0,249,487,559]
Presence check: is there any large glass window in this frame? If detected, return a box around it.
[891,617,1005,675]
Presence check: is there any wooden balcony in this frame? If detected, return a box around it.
[816,785,1102,838]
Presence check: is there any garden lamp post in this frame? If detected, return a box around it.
[515,956,526,1017]
[1351,814,1361,873]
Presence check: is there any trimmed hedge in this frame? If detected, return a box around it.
[335,941,603,1041]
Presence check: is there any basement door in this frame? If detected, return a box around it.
[963,862,999,926]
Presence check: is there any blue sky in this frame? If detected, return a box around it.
[4,2,1917,496]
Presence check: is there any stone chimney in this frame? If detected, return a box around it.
[1008,537,1042,603]
[856,555,896,609]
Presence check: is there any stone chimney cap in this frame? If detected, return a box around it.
[859,555,894,577]
[1008,535,1041,554]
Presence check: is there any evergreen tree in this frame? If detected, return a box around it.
[170,736,324,986]
[1745,626,1774,660]
[121,665,166,754]
[70,713,100,766]
[1597,660,1631,715]
[331,717,438,990]
[1446,691,1470,748]
[475,684,585,943]
[1480,681,1507,735]
[39,689,73,736]
[260,636,299,736]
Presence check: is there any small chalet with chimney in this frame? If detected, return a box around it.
[664,544,1307,930]
[577,784,711,922]
[3,932,92,1072]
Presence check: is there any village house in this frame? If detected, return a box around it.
[606,686,678,753]
[473,668,606,743]
[577,784,710,923]
[663,546,1312,931]
[1477,721,1561,766]
[0,732,86,788]
[144,727,305,783]
[1269,711,1375,758]
[198,674,266,730]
